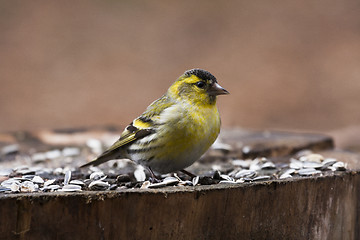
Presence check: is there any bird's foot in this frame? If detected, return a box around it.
[148,167,161,183]
[180,169,197,178]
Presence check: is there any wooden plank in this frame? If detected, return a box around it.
[0,127,358,240]
[0,172,358,240]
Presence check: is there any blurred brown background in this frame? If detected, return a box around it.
[1,0,360,134]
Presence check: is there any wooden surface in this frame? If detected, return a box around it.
[0,172,359,240]
[0,128,359,240]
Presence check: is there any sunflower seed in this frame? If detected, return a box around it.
[232,159,251,168]
[279,173,293,179]
[322,158,337,167]
[60,184,82,192]
[32,176,44,184]
[116,174,131,183]
[69,180,85,186]
[0,186,11,193]
[134,166,146,182]
[173,173,182,181]
[219,180,237,184]
[42,184,61,192]
[213,170,221,180]
[44,179,56,186]
[298,168,321,176]
[178,180,193,186]
[295,150,313,158]
[0,168,12,176]
[10,182,20,192]
[236,178,245,183]
[299,154,324,163]
[64,170,71,185]
[90,171,106,181]
[282,168,296,176]
[243,177,254,182]
[163,177,179,186]
[261,161,276,169]
[289,159,303,169]
[89,180,110,190]
[141,181,151,189]
[148,182,167,189]
[23,175,35,180]
[234,169,256,179]
[16,169,36,175]
[252,175,271,181]
[12,177,28,182]
[1,178,20,188]
[303,161,323,169]
[332,161,346,171]
[20,181,37,192]
[220,174,233,181]
[249,158,262,171]
[192,176,199,186]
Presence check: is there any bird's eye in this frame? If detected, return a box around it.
[195,81,206,89]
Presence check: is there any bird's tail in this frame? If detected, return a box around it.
[79,150,120,168]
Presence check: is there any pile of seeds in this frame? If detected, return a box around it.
[0,150,347,193]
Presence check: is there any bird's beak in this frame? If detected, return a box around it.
[208,82,229,96]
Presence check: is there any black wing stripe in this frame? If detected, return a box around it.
[134,129,154,139]
[126,123,138,132]
[127,145,162,154]
[138,116,153,123]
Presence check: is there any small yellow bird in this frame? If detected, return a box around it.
[80,69,228,176]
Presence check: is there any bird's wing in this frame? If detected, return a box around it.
[80,95,175,168]
[140,94,174,121]
[79,122,154,168]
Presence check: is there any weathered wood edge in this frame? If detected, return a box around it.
[0,170,357,201]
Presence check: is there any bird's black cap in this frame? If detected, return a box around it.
[184,69,217,82]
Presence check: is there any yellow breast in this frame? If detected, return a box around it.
[156,102,221,162]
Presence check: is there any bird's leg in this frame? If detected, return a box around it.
[180,169,197,178]
[148,167,161,183]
